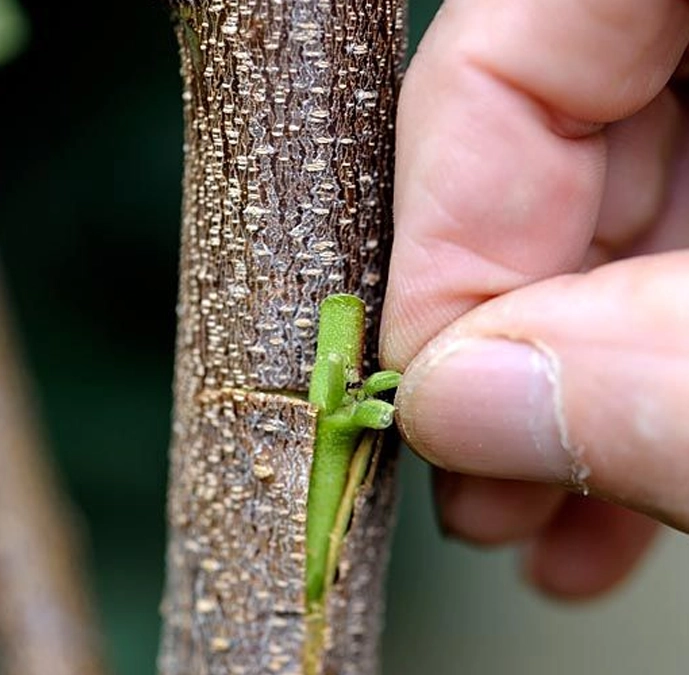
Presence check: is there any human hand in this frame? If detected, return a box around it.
[381,0,689,600]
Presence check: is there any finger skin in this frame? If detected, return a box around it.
[433,471,659,599]
[433,470,565,545]
[382,0,689,601]
[382,0,689,371]
[382,57,604,370]
[595,90,682,252]
[522,496,660,600]
[395,252,689,532]
[451,0,689,121]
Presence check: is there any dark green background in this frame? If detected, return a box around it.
[0,2,442,672]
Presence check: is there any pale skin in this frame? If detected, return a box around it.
[380,0,689,600]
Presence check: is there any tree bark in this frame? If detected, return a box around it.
[158,1,406,673]
[0,277,107,675]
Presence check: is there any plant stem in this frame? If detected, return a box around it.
[305,294,399,608]
[306,295,366,604]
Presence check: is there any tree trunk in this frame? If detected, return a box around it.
[158,1,406,673]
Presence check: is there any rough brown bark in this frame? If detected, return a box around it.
[0,278,107,675]
[159,0,406,673]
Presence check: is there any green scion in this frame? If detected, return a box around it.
[305,294,399,608]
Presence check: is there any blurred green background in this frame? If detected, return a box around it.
[1,2,687,674]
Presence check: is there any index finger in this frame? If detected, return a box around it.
[381,0,689,371]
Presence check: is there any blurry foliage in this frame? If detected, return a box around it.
[0,0,29,65]
[0,1,439,673]
[0,2,181,671]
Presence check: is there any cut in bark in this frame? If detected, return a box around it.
[159,0,406,673]
[0,277,107,675]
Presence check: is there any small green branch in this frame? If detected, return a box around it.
[305,294,399,609]
[360,370,402,398]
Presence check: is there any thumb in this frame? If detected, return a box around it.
[395,252,689,531]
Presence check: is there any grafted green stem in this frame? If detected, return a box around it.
[305,294,400,608]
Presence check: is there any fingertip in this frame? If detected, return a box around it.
[394,335,570,481]
[433,471,566,546]
[392,254,689,531]
[522,497,660,600]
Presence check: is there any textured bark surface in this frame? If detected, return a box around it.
[160,0,405,672]
[171,0,405,392]
[160,389,316,674]
[0,282,106,675]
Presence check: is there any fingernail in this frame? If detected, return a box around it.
[396,338,568,481]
